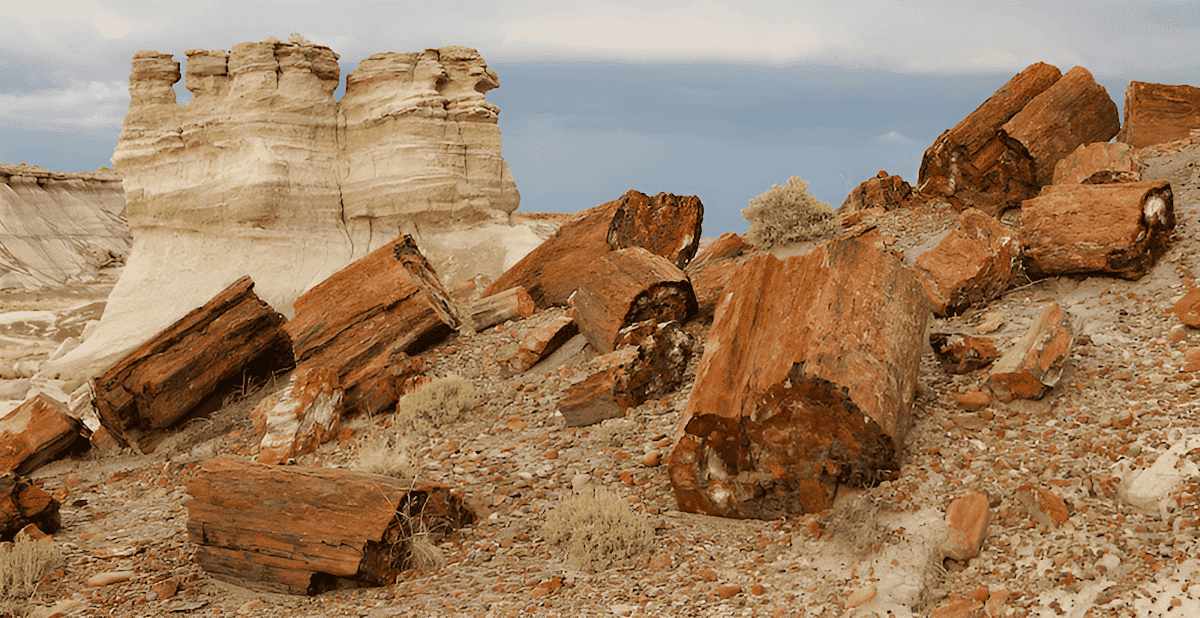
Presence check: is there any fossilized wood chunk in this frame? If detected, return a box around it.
[930,333,1001,374]
[685,232,757,319]
[250,367,344,465]
[0,394,88,476]
[915,208,1015,316]
[183,455,475,595]
[1052,141,1142,185]
[1116,81,1200,149]
[0,473,60,541]
[393,235,462,331]
[468,286,534,332]
[841,170,914,212]
[988,303,1073,402]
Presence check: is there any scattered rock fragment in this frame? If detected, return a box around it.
[987,303,1073,402]
[942,492,991,561]
[0,473,60,540]
[930,332,1001,374]
[1016,484,1070,528]
[1171,287,1200,327]
[0,393,88,475]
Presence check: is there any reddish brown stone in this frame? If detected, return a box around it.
[1001,66,1121,187]
[668,231,927,518]
[0,394,87,475]
[1020,180,1174,280]
[570,247,696,354]
[942,492,991,561]
[685,232,758,318]
[1052,141,1142,185]
[954,391,992,412]
[1116,81,1200,149]
[484,190,704,308]
[92,276,294,451]
[988,303,1073,402]
[930,332,1001,374]
[840,170,914,212]
[929,595,985,618]
[1016,484,1070,527]
[285,237,453,416]
[468,286,534,332]
[917,62,1061,214]
[915,208,1016,316]
[183,455,474,595]
[393,235,463,331]
[503,314,578,374]
[251,367,344,465]
[1171,288,1200,327]
[0,473,61,541]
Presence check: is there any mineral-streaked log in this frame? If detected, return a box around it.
[1019,180,1174,280]
[250,367,344,465]
[183,455,475,595]
[914,208,1015,316]
[570,247,697,354]
[988,303,1073,402]
[393,235,462,331]
[92,276,294,450]
[668,231,927,518]
[0,394,88,476]
[468,286,534,332]
[1116,81,1200,149]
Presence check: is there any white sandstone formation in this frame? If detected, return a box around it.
[0,163,129,290]
[42,35,543,388]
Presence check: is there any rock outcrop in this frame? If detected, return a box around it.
[1116,81,1200,149]
[43,36,542,389]
[0,163,129,290]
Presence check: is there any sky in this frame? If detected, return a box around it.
[2,1,1199,235]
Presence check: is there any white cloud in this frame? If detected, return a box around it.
[92,8,146,40]
[871,130,914,145]
[0,80,128,133]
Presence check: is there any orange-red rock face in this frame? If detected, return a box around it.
[667,231,927,518]
[915,208,1015,316]
[1052,141,1142,185]
[1116,81,1200,149]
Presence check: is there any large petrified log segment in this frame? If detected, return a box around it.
[393,235,462,331]
[570,247,696,355]
[988,303,1073,402]
[285,236,453,415]
[684,232,757,319]
[1116,81,1200,149]
[184,455,475,595]
[0,394,88,475]
[916,62,1061,213]
[0,473,61,541]
[93,276,294,449]
[250,367,344,465]
[483,190,704,308]
[1001,66,1121,187]
[1052,142,1142,185]
[915,208,1015,316]
[668,231,927,518]
[1019,180,1175,280]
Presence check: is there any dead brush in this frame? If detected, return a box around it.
[821,490,887,558]
[0,532,63,617]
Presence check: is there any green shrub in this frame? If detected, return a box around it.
[742,176,841,248]
[0,533,63,616]
[541,488,654,572]
[395,376,479,433]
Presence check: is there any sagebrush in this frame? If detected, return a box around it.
[0,533,63,617]
[355,435,419,479]
[541,488,654,572]
[395,376,479,433]
[742,176,841,248]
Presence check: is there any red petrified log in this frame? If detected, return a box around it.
[915,208,1016,316]
[468,286,534,332]
[0,394,88,476]
[1052,141,1142,185]
[250,367,344,465]
[685,232,757,319]
[1001,66,1121,187]
[668,231,927,518]
[988,303,1073,402]
[570,247,697,354]
[92,276,293,450]
[1019,180,1174,280]
[1116,81,1200,149]
[393,235,463,331]
[183,456,475,595]
[285,237,453,415]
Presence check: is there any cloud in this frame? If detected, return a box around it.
[92,8,146,40]
[871,130,915,145]
[0,80,128,134]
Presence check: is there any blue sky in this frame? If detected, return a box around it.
[2,1,1199,235]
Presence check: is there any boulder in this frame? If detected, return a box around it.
[1116,81,1200,149]
[251,367,344,465]
[1019,180,1174,280]
[183,455,474,595]
[916,62,1061,213]
[930,333,1001,374]
[942,492,991,561]
[1001,66,1121,187]
[988,303,1073,402]
[570,247,697,354]
[285,236,454,416]
[1052,142,1142,185]
[1171,288,1200,327]
[840,170,914,212]
[915,208,1016,316]
[668,231,927,518]
[684,232,757,318]
[92,276,294,451]
[0,474,60,541]
[0,394,88,476]
[484,190,704,308]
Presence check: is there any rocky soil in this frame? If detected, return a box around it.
[6,144,1200,617]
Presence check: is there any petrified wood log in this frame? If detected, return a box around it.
[503,314,578,374]
[469,286,534,332]
[570,247,697,354]
[914,208,1016,316]
[1019,180,1174,280]
[988,303,1073,402]
[250,367,343,465]
[183,456,475,595]
[1116,81,1200,149]
[393,235,462,331]
[668,230,927,518]
[1052,141,1142,185]
[0,473,60,541]
[285,236,453,415]
[0,394,88,475]
[684,232,756,319]
[92,276,293,450]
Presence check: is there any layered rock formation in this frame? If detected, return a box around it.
[0,164,129,290]
[44,35,540,387]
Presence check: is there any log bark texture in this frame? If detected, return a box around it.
[92,276,293,450]
[0,394,88,475]
[393,235,462,331]
[183,455,475,595]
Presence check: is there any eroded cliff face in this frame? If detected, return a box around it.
[45,35,535,387]
[0,164,129,290]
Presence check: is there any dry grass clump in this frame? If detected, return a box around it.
[355,435,419,479]
[395,376,479,433]
[541,488,654,572]
[0,533,63,617]
[742,176,841,248]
